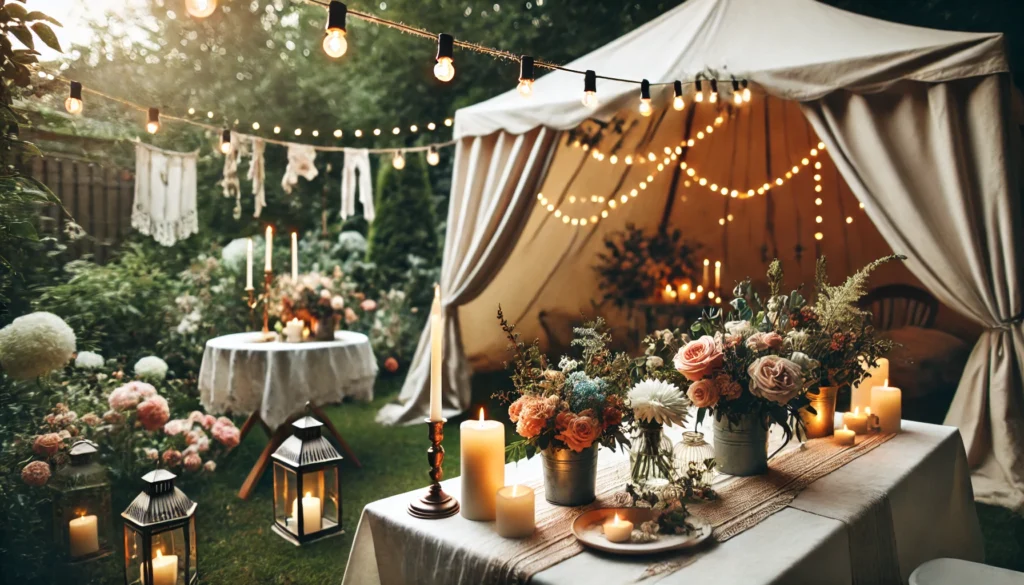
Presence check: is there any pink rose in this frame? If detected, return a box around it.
[763,332,784,350]
[722,333,743,348]
[137,396,170,431]
[344,307,358,324]
[360,299,377,311]
[186,429,207,445]
[673,336,724,381]
[183,453,202,472]
[80,413,102,427]
[686,379,720,408]
[745,332,769,351]
[212,422,241,449]
[714,373,743,401]
[102,410,123,425]
[162,449,182,467]
[107,381,158,411]
[163,419,189,436]
[201,414,217,429]
[21,461,51,487]
[188,411,206,425]
[33,433,63,456]
[383,357,399,373]
[555,409,601,452]
[748,355,803,405]
[143,448,159,461]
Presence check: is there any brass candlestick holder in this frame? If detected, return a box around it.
[408,418,460,519]
[262,269,273,335]
[245,287,258,332]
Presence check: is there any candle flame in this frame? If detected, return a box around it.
[703,259,710,266]
[479,408,486,421]
[865,407,871,415]
[853,406,860,415]
[715,260,721,267]
[305,491,312,498]
[883,378,889,387]
[266,226,272,237]
[843,424,849,431]
[512,485,518,497]
[613,513,621,523]
[155,549,164,559]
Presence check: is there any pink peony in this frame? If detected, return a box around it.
[80,413,102,427]
[137,396,170,431]
[183,453,202,472]
[186,428,207,445]
[748,355,803,405]
[203,460,217,472]
[103,410,123,424]
[33,433,63,456]
[673,336,724,381]
[107,381,158,411]
[188,411,206,425]
[201,414,217,430]
[714,373,744,401]
[383,357,399,373]
[554,409,602,452]
[212,421,241,449]
[21,461,51,487]
[162,449,182,467]
[344,307,358,324]
[360,299,377,311]
[163,419,190,436]
[686,379,720,408]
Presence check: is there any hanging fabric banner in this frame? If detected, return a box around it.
[282,144,318,194]
[341,148,374,221]
[131,142,199,247]
[249,137,267,218]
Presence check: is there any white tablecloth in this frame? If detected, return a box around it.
[199,331,377,428]
[342,419,983,585]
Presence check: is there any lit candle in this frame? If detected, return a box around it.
[284,318,304,343]
[245,238,254,290]
[870,378,902,433]
[143,549,178,585]
[603,513,633,543]
[429,284,443,422]
[291,491,322,535]
[842,407,870,435]
[834,425,856,446]
[264,226,273,272]
[664,284,673,301]
[851,357,888,412]
[460,408,505,521]
[496,484,535,538]
[714,260,722,291]
[68,513,99,557]
[702,259,709,289]
[290,232,298,281]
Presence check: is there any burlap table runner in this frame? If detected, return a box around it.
[493,432,896,584]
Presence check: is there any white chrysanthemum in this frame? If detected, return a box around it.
[75,351,105,370]
[724,320,756,338]
[221,237,250,269]
[0,311,76,380]
[629,379,688,426]
[134,356,169,381]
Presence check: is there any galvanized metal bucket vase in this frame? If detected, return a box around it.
[713,413,770,476]
[542,445,598,506]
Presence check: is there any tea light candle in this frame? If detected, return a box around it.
[842,407,870,435]
[460,409,505,520]
[835,425,856,446]
[143,549,178,585]
[871,379,902,433]
[284,318,304,343]
[603,513,633,543]
[852,357,888,412]
[496,485,535,538]
[68,513,99,557]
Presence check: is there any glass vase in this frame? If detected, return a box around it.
[629,421,675,489]
[672,431,717,484]
[800,385,840,439]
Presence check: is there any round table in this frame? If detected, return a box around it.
[198,330,378,498]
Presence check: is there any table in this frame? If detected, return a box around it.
[198,330,378,499]
[342,419,983,585]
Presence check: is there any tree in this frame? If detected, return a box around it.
[367,151,438,284]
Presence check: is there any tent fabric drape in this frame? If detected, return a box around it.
[801,74,1024,510]
[376,128,559,425]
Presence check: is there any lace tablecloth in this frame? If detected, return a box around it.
[198,331,377,428]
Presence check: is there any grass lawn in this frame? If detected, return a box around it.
[67,372,1023,583]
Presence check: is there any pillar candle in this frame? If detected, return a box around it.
[842,407,870,435]
[603,513,633,543]
[460,409,505,520]
[870,379,902,433]
[290,232,298,281]
[714,260,722,292]
[143,550,178,585]
[245,238,254,290]
[496,485,535,538]
[292,492,322,535]
[834,425,856,446]
[264,226,273,272]
[429,284,443,422]
[851,357,888,412]
[68,513,99,557]
[284,318,304,343]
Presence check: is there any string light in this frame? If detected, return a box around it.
[146,108,160,134]
[322,1,349,59]
[685,144,821,200]
[732,79,743,105]
[433,33,455,82]
[672,80,685,111]
[252,122,260,130]
[184,0,217,18]
[694,79,704,103]
[741,80,751,102]
[638,79,652,117]
[220,128,232,154]
[517,56,535,97]
[426,146,440,166]
[709,79,719,104]
[582,70,598,109]
[64,81,83,115]
[392,151,406,170]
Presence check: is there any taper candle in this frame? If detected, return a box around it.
[291,232,298,281]
[264,226,273,271]
[702,259,709,289]
[460,408,504,521]
[714,260,722,291]
[429,285,443,422]
[245,238,254,290]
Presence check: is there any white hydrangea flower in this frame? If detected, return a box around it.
[0,311,76,379]
[75,351,105,370]
[134,356,169,381]
[629,378,688,426]
[221,237,250,269]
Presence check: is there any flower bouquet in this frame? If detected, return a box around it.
[273,269,350,341]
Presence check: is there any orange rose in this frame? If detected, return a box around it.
[673,336,724,381]
[555,409,601,452]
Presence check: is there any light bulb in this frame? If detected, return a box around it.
[64,97,83,115]
[710,92,718,103]
[146,108,160,134]
[672,95,685,111]
[581,91,598,108]
[517,79,534,97]
[638,98,652,117]
[147,121,160,134]
[426,148,440,166]
[733,91,743,105]
[220,141,232,155]
[742,87,751,102]
[433,57,455,82]
[694,91,704,103]
[322,29,348,58]
[185,0,217,18]
[220,129,232,154]
[392,152,406,170]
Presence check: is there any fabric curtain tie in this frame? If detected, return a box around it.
[990,311,1024,331]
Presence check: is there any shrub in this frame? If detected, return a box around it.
[366,152,439,284]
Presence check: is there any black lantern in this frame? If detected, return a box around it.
[122,470,198,585]
[271,416,343,545]
[52,440,113,563]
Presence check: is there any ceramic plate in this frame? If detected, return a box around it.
[571,507,713,556]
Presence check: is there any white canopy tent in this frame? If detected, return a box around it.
[377,0,1023,510]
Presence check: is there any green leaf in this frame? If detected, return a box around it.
[30,22,61,52]
[2,3,30,21]
[25,11,62,26]
[7,220,38,240]
[9,24,33,49]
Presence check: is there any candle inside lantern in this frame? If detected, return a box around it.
[870,378,902,434]
[264,226,273,272]
[496,484,535,538]
[842,407,870,434]
[429,284,444,422]
[460,408,505,521]
[603,513,633,543]
[68,512,99,557]
[291,491,322,535]
[143,549,178,585]
[835,425,856,446]
[852,357,888,412]
[245,238,254,290]
[291,232,298,281]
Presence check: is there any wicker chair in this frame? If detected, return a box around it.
[858,284,939,331]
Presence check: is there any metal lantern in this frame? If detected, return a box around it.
[52,440,113,563]
[122,470,198,585]
[271,416,343,545]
